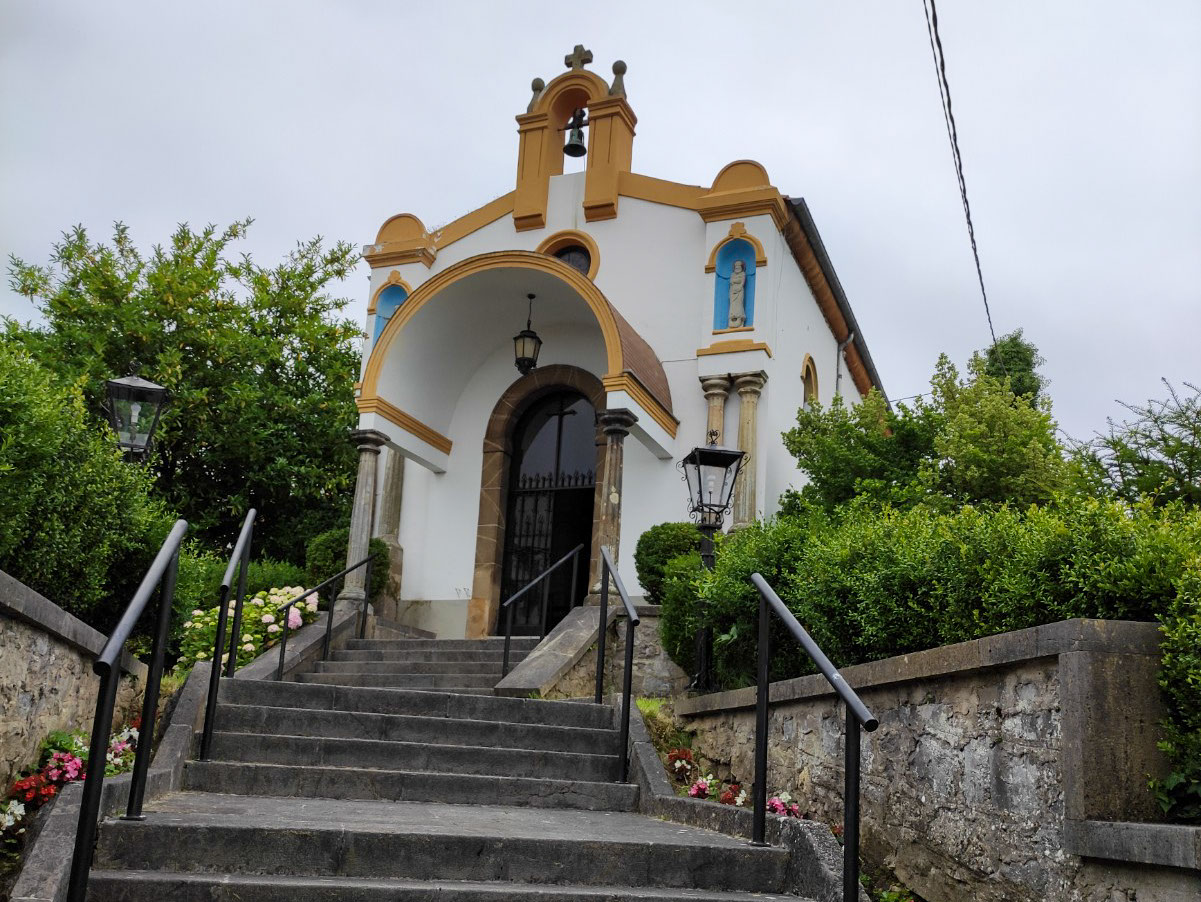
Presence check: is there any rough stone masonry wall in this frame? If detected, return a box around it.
[0,569,146,787]
[676,619,1200,902]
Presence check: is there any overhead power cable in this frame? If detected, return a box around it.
[921,0,1005,366]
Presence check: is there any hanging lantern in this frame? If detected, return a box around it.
[104,369,169,460]
[513,293,542,376]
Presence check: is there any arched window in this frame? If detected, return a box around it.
[802,357,819,411]
[373,284,408,343]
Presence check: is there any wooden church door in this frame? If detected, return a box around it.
[500,390,596,635]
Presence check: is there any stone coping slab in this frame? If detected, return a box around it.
[676,618,1162,717]
[234,608,358,681]
[494,604,619,698]
[1065,819,1201,872]
[0,568,146,678]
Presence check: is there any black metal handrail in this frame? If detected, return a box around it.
[66,518,189,902]
[500,543,584,677]
[748,573,878,902]
[199,509,256,760]
[593,547,639,783]
[275,552,378,680]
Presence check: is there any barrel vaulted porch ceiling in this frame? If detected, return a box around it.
[357,251,677,472]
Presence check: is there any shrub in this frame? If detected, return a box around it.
[171,545,308,644]
[634,522,702,603]
[176,585,319,672]
[657,551,705,677]
[1152,558,1201,822]
[0,340,174,630]
[305,528,388,601]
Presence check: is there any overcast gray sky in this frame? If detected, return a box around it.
[2,1,1198,442]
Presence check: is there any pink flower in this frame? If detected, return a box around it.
[287,607,303,630]
[688,779,709,798]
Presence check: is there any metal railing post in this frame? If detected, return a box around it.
[202,583,233,750]
[569,551,580,609]
[752,589,770,845]
[502,604,515,677]
[322,577,339,662]
[843,711,861,902]
[594,562,610,704]
[224,535,251,678]
[276,613,291,681]
[66,671,118,901]
[123,547,179,819]
[617,606,636,782]
[539,578,550,639]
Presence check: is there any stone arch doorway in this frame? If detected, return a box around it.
[467,365,606,638]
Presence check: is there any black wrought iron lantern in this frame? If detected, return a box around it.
[104,370,169,460]
[513,293,542,376]
[680,433,745,531]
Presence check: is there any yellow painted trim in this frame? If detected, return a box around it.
[801,353,819,402]
[535,230,601,280]
[356,396,453,455]
[367,271,413,315]
[696,340,773,358]
[712,325,755,335]
[362,251,625,398]
[365,214,437,269]
[704,221,768,272]
[617,171,706,209]
[431,192,515,250]
[601,373,679,438]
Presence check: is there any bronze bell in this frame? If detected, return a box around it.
[564,126,587,157]
[563,108,588,157]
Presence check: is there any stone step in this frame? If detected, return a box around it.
[183,761,638,811]
[204,731,621,782]
[330,648,526,663]
[213,703,621,755]
[344,637,541,652]
[88,871,805,902]
[293,672,500,689]
[219,678,613,730]
[94,794,790,893]
[314,660,509,676]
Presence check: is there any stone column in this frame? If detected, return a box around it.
[338,429,389,609]
[732,371,767,528]
[373,447,405,620]
[591,408,637,592]
[699,375,732,443]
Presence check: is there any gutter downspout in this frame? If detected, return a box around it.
[835,331,855,399]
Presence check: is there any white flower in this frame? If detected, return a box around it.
[267,624,280,634]
[183,621,193,629]
[242,643,255,652]
[261,614,275,624]
[241,634,253,643]
[196,652,207,660]
[192,609,204,617]
[306,599,317,613]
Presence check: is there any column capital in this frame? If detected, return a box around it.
[733,370,767,396]
[350,428,390,452]
[598,408,637,438]
[699,374,733,400]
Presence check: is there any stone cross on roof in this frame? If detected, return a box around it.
[564,44,593,70]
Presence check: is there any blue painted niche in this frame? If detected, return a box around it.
[713,238,757,330]
[373,284,408,343]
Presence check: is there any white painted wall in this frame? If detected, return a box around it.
[361,169,869,634]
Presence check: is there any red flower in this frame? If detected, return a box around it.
[718,783,741,805]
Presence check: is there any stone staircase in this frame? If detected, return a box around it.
[82,636,809,901]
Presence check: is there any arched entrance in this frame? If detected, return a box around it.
[468,364,607,638]
[501,390,596,634]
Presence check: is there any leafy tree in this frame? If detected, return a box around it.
[1079,380,1201,508]
[919,355,1067,508]
[0,337,172,626]
[970,328,1047,400]
[7,220,362,563]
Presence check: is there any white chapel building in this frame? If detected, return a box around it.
[346,47,885,639]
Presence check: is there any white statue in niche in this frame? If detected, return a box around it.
[727,259,747,327]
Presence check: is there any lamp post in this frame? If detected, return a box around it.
[679,430,744,692]
[104,369,169,462]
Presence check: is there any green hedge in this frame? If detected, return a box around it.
[0,341,173,630]
[658,551,704,675]
[305,528,387,602]
[660,499,1201,820]
[634,522,702,604]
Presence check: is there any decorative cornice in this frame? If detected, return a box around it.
[705,221,768,272]
[356,396,452,455]
[696,340,773,358]
[601,372,679,438]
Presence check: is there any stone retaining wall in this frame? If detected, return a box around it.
[675,618,1200,902]
[0,570,147,787]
